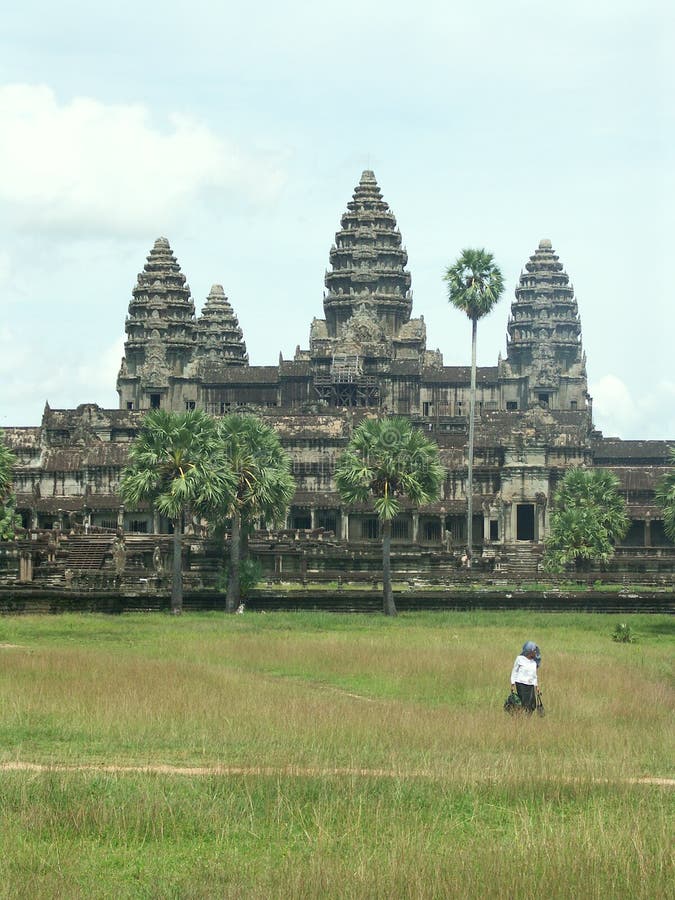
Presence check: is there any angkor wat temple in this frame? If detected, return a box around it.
[2,171,673,590]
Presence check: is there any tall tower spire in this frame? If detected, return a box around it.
[323,170,412,338]
[117,237,196,410]
[501,239,587,411]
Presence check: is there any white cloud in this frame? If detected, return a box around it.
[0,84,285,236]
[591,374,675,440]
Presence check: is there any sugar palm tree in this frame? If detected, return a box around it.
[217,415,295,612]
[120,409,235,614]
[543,467,629,572]
[335,417,444,616]
[444,249,504,562]
[0,435,20,539]
[655,446,675,543]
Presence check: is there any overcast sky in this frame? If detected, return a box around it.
[1,0,673,439]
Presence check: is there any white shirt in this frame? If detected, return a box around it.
[511,654,538,686]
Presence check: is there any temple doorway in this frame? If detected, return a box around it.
[516,504,535,541]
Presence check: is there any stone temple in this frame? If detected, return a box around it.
[2,171,673,587]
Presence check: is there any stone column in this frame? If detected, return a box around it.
[19,552,33,583]
[535,493,548,543]
[310,508,317,530]
[412,511,419,544]
[117,505,125,530]
[340,509,349,541]
[153,509,160,534]
[439,515,446,547]
[644,516,652,548]
[502,502,513,543]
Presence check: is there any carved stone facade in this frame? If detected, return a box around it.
[1,171,673,582]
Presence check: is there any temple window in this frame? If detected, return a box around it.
[150,394,161,409]
[129,520,148,533]
[570,400,578,410]
[185,400,196,411]
[362,517,379,540]
[507,401,518,410]
[126,402,134,410]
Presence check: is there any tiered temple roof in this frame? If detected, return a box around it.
[118,238,197,395]
[124,238,196,351]
[323,170,413,338]
[195,285,248,366]
[505,239,584,379]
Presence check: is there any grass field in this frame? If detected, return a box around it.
[0,611,672,898]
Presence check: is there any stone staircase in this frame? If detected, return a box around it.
[500,543,544,580]
[62,536,112,570]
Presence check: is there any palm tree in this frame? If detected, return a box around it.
[543,467,629,572]
[655,446,675,542]
[335,417,444,616]
[217,415,295,612]
[0,435,20,540]
[120,409,235,614]
[444,249,504,563]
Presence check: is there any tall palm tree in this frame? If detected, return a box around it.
[335,417,444,616]
[217,415,295,612]
[120,409,235,614]
[444,249,504,563]
[654,446,675,542]
[0,436,20,539]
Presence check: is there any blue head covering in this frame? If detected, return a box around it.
[522,641,542,667]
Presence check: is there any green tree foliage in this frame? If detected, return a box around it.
[0,435,21,540]
[543,467,629,573]
[444,249,504,560]
[335,417,444,615]
[216,415,295,612]
[120,410,235,614]
[655,446,675,543]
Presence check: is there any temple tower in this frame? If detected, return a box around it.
[322,170,412,337]
[308,171,431,407]
[499,239,588,412]
[117,238,197,411]
[195,285,248,366]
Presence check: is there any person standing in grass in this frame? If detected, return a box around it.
[510,641,541,713]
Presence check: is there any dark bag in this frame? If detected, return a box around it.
[536,693,545,717]
[504,692,522,714]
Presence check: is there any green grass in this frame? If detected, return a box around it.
[0,611,672,897]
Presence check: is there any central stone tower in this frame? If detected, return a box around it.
[322,169,412,337]
[307,171,434,406]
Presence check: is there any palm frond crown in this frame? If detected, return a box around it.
[217,414,295,528]
[335,417,444,521]
[444,248,505,321]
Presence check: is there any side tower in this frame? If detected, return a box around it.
[194,285,248,366]
[308,170,431,407]
[499,239,588,413]
[117,238,197,411]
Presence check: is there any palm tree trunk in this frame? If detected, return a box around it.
[466,316,477,566]
[226,510,241,613]
[382,518,397,616]
[171,516,183,615]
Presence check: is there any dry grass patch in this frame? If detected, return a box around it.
[0,611,671,896]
